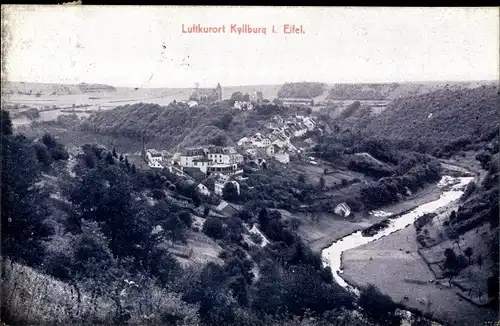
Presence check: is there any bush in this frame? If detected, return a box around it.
[358,284,401,326]
[203,217,225,240]
[249,232,263,245]
[178,211,193,228]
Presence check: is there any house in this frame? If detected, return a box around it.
[207,163,241,176]
[215,200,240,217]
[206,146,244,165]
[213,173,241,196]
[272,115,285,125]
[266,144,275,156]
[334,203,351,218]
[303,117,317,131]
[196,183,211,196]
[255,91,263,101]
[252,136,271,148]
[187,100,198,108]
[191,158,212,174]
[234,101,254,110]
[179,148,206,168]
[189,83,222,102]
[237,137,250,147]
[214,173,230,195]
[140,139,165,169]
[292,124,308,138]
[273,152,290,164]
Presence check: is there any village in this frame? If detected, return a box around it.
[133,82,352,218]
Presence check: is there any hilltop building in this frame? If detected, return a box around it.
[190,82,222,102]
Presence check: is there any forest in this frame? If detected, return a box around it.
[2,109,426,326]
[352,85,499,158]
[79,101,298,151]
[313,131,442,210]
[277,82,326,99]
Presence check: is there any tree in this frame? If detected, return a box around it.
[476,254,483,268]
[464,247,473,265]
[319,177,326,189]
[163,215,186,246]
[119,154,124,162]
[306,107,312,115]
[223,182,239,202]
[106,152,115,165]
[448,230,461,250]
[298,174,306,184]
[1,134,53,265]
[178,211,193,228]
[42,133,57,149]
[258,208,269,229]
[358,284,401,326]
[112,147,118,158]
[210,135,227,147]
[203,217,225,240]
[1,109,13,135]
[33,142,54,166]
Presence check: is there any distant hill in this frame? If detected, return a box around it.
[278,82,326,99]
[349,85,499,157]
[326,81,496,100]
[2,81,116,96]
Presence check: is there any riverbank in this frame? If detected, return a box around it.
[295,181,443,254]
[340,208,498,326]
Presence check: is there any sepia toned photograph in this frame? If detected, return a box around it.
[0,5,499,326]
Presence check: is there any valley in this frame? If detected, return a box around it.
[1,80,498,326]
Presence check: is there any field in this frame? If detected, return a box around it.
[2,82,285,128]
[341,224,498,326]
[289,159,362,188]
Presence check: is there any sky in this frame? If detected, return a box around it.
[4,6,499,88]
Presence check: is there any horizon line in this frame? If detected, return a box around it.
[3,78,498,90]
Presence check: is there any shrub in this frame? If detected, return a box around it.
[203,217,225,240]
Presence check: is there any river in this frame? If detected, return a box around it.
[321,175,474,294]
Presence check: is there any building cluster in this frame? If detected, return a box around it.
[189,82,223,103]
[139,113,319,198]
[237,114,318,164]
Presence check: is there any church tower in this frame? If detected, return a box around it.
[216,82,222,101]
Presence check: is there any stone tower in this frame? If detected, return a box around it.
[216,82,222,101]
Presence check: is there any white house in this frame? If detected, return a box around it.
[274,152,290,164]
[237,137,251,146]
[207,147,244,165]
[187,100,198,108]
[334,203,351,218]
[191,158,212,174]
[251,136,271,148]
[213,174,240,196]
[179,148,206,168]
[292,125,308,138]
[266,145,275,156]
[145,150,164,168]
[234,101,254,110]
[303,117,317,131]
[196,183,211,196]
